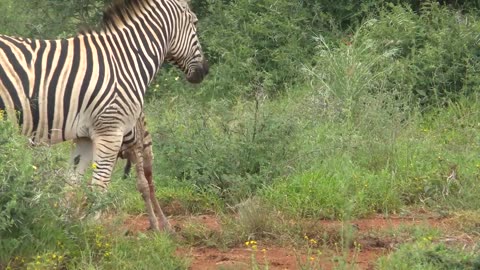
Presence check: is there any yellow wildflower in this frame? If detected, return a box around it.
[91,162,97,170]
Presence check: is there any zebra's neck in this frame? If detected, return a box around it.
[99,0,173,90]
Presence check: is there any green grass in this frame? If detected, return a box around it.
[261,95,480,220]
[97,232,186,270]
[376,241,480,270]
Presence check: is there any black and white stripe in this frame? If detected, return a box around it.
[0,0,208,189]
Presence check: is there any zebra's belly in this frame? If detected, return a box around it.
[0,93,91,145]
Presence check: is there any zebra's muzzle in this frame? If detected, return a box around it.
[186,60,209,84]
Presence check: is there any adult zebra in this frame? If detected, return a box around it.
[0,0,208,231]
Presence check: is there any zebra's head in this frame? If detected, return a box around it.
[166,0,209,84]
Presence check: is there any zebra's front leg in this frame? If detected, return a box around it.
[90,133,124,189]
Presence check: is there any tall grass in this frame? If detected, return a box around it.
[260,3,480,219]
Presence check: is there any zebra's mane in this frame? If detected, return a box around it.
[102,0,145,28]
[101,0,190,29]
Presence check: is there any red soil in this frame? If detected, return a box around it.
[124,213,448,270]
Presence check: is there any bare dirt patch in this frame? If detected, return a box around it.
[123,213,454,270]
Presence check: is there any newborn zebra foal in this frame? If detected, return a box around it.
[118,116,153,180]
[118,114,170,231]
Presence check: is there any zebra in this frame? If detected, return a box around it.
[72,112,153,182]
[72,112,163,229]
[0,0,209,231]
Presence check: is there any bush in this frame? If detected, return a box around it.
[145,96,299,202]
[261,89,480,219]
[148,0,331,99]
[156,0,480,100]
[352,2,480,105]
[0,0,103,38]
[0,116,186,269]
[0,118,71,266]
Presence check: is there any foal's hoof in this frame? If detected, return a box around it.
[147,225,161,232]
[146,224,176,235]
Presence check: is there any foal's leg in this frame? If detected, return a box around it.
[126,122,160,231]
[142,144,171,231]
[133,145,160,230]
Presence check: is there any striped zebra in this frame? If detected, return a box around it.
[0,0,208,231]
[72,112,162,229]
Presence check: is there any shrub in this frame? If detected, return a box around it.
[0,118,71,266]
[0,0,103,38]
[0,116,185,269]
[145,96,299,202]
[352,2,480,105]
